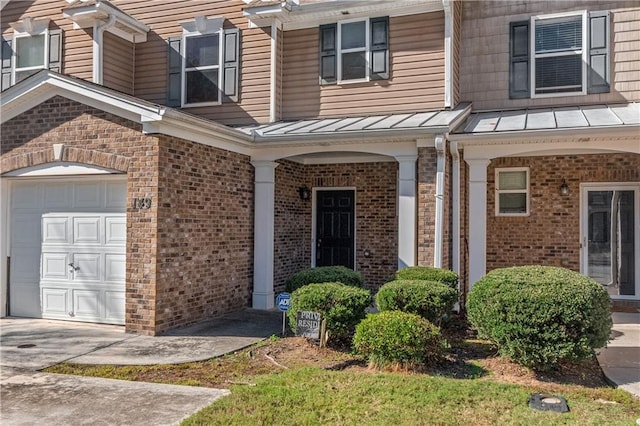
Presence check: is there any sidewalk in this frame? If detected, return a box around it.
[596,312,640,398]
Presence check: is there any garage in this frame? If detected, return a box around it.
[8,177,127,325]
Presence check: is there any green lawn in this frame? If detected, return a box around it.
[182,367,639,426]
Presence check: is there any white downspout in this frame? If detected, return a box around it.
[92,14,116,85]
[450,140,460,276]
[269,20,281,123]
[442,0,453,108]
[434,134,446,268]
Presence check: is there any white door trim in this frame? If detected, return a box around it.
[580,182,640,300]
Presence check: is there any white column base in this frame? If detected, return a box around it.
[252,291,275,310]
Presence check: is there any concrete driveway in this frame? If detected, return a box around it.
[1,310,281,426]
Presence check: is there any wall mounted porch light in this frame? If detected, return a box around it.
[298,186,311,201]
[559,179,569,196]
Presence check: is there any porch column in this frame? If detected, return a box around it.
[396,155,418,269]
[251,161,279,309]
[466,158,491,288]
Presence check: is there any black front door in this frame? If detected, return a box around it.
[316,190,355,269]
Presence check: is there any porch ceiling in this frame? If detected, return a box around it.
[459,103,640,135]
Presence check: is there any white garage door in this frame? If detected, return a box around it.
[9,178,127,325]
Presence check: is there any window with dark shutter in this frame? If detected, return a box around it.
[167,36,182,107]
[509,21,530,99]
[1,37,12,91]
[319,23,336,84]
[588,11,610,94]
[370,17,389,80]
[223,28,239,102]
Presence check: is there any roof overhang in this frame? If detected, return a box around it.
[62,0,149,43]
[244,0,444,30]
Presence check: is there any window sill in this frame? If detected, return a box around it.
[181,101,222,108]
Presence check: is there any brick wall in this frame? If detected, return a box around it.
[1,95,256,334]
[418,148,437,266]
[486,154,640,273]
[273,161,399,292]
[154,137,254,332]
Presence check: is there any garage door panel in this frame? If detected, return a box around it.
[73,290,101,319]
[73,216,101,244]
[73,253,101,281]
[11,182,41,209]
[11,248,40,281]
[105,254,126,282]
[41,253,69,280]
[105,291,125,324]
[44,183,70,208]
[11,213,41,247]
[74,182,103,208]
[106,182,127,208]
[42,217,70,244]
[105,217,126,245]
[42,288,69,316]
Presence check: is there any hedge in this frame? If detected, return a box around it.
[467,265,612,370]
[375,279,457,325]
[395,266,458,289]
[285,266,364,293]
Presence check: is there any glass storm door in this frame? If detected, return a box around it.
[582,184,640,299]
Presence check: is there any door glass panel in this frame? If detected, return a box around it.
[588,190,636,296]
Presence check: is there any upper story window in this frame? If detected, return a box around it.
[167,16,239,108]
[1,17,62,92]
[319,17,388,85]
[509,10,610,99]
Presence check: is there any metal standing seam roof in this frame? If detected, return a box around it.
[461,103,640,134]
[238,105,471,140]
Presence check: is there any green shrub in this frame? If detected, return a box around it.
[375,280,457,325]
[467,266,612,370]
[395,266,458,289]
[353,311,442,369]
[288,283,370,343]
[285,266,364,293]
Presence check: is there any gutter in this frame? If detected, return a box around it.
[450,124,640,143]
[92,14,116,85]
[433,134,446,268]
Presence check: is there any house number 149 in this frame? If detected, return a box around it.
[132,198,152,209]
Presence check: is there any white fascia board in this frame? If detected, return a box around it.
[252,127,448,145]
[62,2,149,42]
[251,140,418,162]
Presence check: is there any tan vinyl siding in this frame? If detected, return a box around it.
[1,0,94,81]
[460,1,640,110]
[103,32,134,95]
[281,12,445,120]
[112,0,271,126]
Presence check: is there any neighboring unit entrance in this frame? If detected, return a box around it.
[581,183,640,300]
[315,189,355,269]
[9,178,127,324]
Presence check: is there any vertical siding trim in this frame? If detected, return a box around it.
[443,0,453,108]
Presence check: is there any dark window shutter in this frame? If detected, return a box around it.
[48,29,62,73]
[1,37,12,91]
[222,28,240,102]
[319,23,336,85]
[509,21,530,99]
[370,17,389,80]
[167,36,182,107]
[588,11,610,94]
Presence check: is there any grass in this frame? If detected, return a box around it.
[183,367,639,426]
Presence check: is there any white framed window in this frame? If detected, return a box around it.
[495,168,530,216]
[531,11,587,97]
[182,31,222,106]
[337,19,369,83]
[13,30,48,84]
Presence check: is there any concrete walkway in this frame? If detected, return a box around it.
[1,309,282,425]
[597,312,640,398]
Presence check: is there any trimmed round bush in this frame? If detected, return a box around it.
[353,311,442,369]
[375,279,457,325]
[285,266,364,293]
[467,266,612,370]
[395,266,458,289]
[288,282,370,343]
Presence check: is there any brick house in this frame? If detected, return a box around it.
[1,0,638,335]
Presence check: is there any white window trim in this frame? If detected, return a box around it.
[337,18,369,84]
[530,10,587,98]
[181,30,223,108]
[495,167,530,217]
[11,29,49,86]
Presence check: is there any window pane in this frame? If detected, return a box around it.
[499,193,527,214]
[185,35,219,68]
[341,51,366,80]
[535,55,582,93]
[185,69,219,104]
[16,35,45,68]
[535,17,582,53]
[498,171,526,190]
[341,21,365,49]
